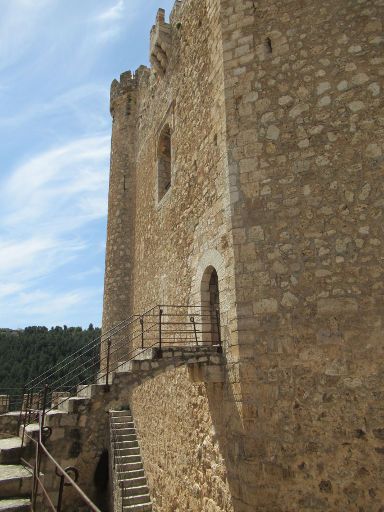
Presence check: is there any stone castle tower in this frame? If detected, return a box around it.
[102,0,384,510]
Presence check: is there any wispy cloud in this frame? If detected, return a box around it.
[0,0,55,72]
[0,84,109,130]
[0,0,175,327]
[0,286,102,327]
[97,0,125,22]
[4,135,110,229]
[0,136,110,326]
[93,0,140,42]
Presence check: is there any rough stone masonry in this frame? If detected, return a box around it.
[102,0,384,510]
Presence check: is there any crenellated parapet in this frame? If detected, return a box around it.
[110,70,138,117]
[150,8,172,77]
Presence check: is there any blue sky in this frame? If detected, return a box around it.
[0,0,174,328]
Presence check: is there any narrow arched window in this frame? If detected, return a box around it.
[200,266,220,344]
[157,124,172,201]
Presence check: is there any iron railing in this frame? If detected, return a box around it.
[0,304,222,511]
[2,304,222,427]
[18,305,221,417]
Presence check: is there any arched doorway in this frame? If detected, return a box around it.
[200,266,220,344]
[93,449,109,511]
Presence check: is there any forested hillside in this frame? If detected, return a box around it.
[0,325,101,393]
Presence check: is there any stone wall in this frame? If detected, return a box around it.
[102,0,384,510]
[219,0,384,509]
[129,367,235,512]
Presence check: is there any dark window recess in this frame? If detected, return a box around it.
[265,37,273,54]
[158,124,172,201]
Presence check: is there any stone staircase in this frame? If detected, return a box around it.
[0,344,224,511]
[0,436,32,511]
[110,409,152,512]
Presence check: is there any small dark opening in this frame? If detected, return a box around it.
[265,37,273,53]
[158,124,172,201]
[94,450,109,511]
[209,269,220,343]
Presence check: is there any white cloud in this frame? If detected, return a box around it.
[0,285,102,327]
[93,0,140,42]
[17,289,92,315]
[0,135,110,326]
[0,84,109,130]
[4,135,110,229]
[0,0,55,72]
[97,0,125,22]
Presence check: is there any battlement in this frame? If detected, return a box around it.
[110,67,149,115]
[150,8,172,76]
[110,71,138,101]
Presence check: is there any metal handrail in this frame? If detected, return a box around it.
[11,304,222,427]
[46,334,162,416]
[26,305,160,394]
[11,304,223,508]
[21,411,101,512]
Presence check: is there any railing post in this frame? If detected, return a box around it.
[21,391,31,449]
[140,316,144,349]
[32,440,39,510]
[216,309,222,349]
[159,308,163,352]
[190,316,198,345]
[17,384,26,431]
[57,472,65,512]
[56,466,79,512]
[106,338,112,387]
[41,384,49,430]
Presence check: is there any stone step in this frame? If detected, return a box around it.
[112,416,133,423]
[116,427,136,435]
[0,465,33,498]
[95,372,115,385]
[122,494,151,506]
[118,468,144,480]
[77,384,108,399]
[119,476,147,489]
[0,438,22,465]
[115,441,139,449]
[60,397,90,414]
[18,424,39,443]
[0,498,31,511]
[120,484,149,497]
[116,454,141,464]
[116,455,141,465]
[0,414,20,438]
[112,422,135,429]
[117,461,143,472]
[111,409,131,415]
[115,447,140,457]
[116,428,136,436]
[76,385,92,398]
[116,434,137,442]
[112,416,135,430]
[44,410,68,428]
[122,503,152,512]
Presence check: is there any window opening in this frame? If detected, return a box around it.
[201,266,220,344]
[158,124,172,201]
